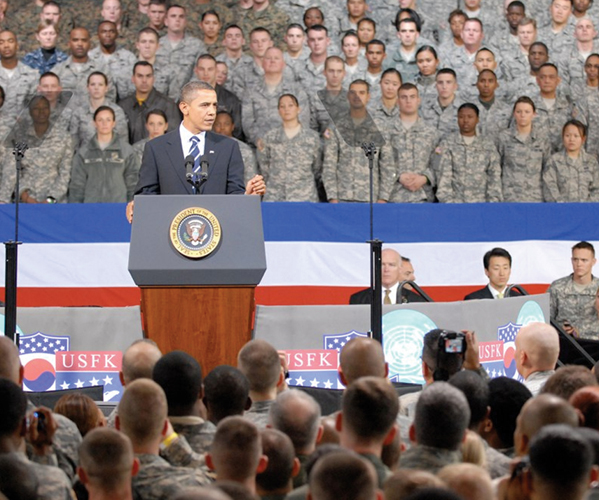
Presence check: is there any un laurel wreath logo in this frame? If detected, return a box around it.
[169,207,221,259]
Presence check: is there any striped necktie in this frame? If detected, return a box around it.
[189,135,202,171]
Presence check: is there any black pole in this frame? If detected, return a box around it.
[4,142,27,343]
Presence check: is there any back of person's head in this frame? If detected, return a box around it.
[515,322,559,375]
[341,376,399,443]
[487,377,532,449]
[0,454,38,500]
[541,365,598,400]
[54,393,103,437]
[204,365,250,424]
[237,340,281,395]
[413,382,470,451]
[172,486,233,500]
[152,350,202,416]
[78,427,136,494]
[437,463,492,500]
[303,444,345,479]
[448,370,489,429]
[256,429,297,493]
[0,337,21,383]
[339,337,386,385]
[121,339,162,385]
[0,377,27,438]
[116,378,167,446]
[268,389,322,454]
[570,386,599,430]
[308,451,379,500]
[209,416,263,483]
[383,470,445,500]
[403,488,464,500]
[515,393,579,456]
[422,330,464,382]
[529,424,594,499]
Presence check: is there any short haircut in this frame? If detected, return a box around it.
[201,9,220,22]
[237,339,281,393]
[569,386,599,429]
[0,454,38,500]
[476,47,495,58]
[286,23,304,32]
[402,489,463,500]
[117,378,167,446]
[203,365,250,423]
[93,105,115,121]
[539,62,559,73]
[488,377,532,448]
[210,416,261,481]
[530,41,548,53]
[464,17,483,30]
[0,377,27,437]
[350,79,370,92]
[448,9,467,23]
[39,71,60,84]
[224,24,244,35]
[137,27,159,41]
[541,365,598,400]
[98,19,117,31]
[146,108,168,123]
[437,68,457,80]
[508,1,526,10]
[529,424,593,493]
[519,17,537,29]
[43,0,61,10]
[307,24,328,35]
[416,45,438,59]
[325,55,345,69]
[395,9,423,31]
[477,68,497,80]
[87,71,108,85]
[250,27,272,39]
[167,4,185,14]
[384,470,445,500]
[342,376,399,441]
[197,53,217,64]
[366,39,385,51]
[399,83,418,94]
[513,95,536,113]
[458,102,479,116]
[573,241,595,256]
[256,429,296,491]
[414,382,470,450]
[357,17,376,29]
[133,60,153,75]
[269,389,321,452]
[483,247,512,269]
[152,350,202,414]
[309,451,378,500]
[79,427,134,491]
[54,393,101,437]
[121,339,161,384]
[448,370,489,428]
[180,81,215,105]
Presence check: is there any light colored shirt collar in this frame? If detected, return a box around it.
[179,122,206,158]
[488,284,508,299]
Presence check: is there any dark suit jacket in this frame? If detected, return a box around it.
[349,286,426,305]
[134,130,246,195]
[464,286,521,301]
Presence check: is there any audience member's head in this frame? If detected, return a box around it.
[0,454,38,500]
[0,337,22,384]
[570,386,599,430]
[0,377,27,443]
[255,429,299,495]
[54,393,105,437]
[383,469,445,500]
[120,339,162,386]
[448,370,489,430]
[514,393,579,456]
[153,350,203,416]
[515,322,559,380]
[422,329,464,383]
[78,427,138,497]
[411,382,470,452]
[238,340,283,399]
[203,365,250,424]
[268,389,322,455]
[541,365,598,400]
[438,463,492,500]
[338,337,387,386]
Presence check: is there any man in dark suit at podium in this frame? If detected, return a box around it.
[127,81,264,222]
[464,247,521,300]
[349,248,425,305]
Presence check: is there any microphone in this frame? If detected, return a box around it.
[200,160,209,181]
[185,155,195,183]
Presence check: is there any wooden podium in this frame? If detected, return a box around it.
[128,195,267,374]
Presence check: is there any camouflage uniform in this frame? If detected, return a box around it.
[257,125,321,202]
[475,98,512,144]
[240,4,291,48]
[230,59,263,100]
[321,112,383,202]
[487,29,520,58]
[419,94,462,138]
[155,34,205,102]
[576,91,599,159]
[241,76,310,145]
[537,20,576,59]
[181,1,233,40]
[216,52,254,95]
[169,416,216,456]
[399,444,462,474]
[496,124,552,202]
[132,137,148,166]
[242,400,273,428]
[378,118,438,202]
[360,453,391,488]
[284,48,310,76]
[234,137,259,182]
[276,0,343,37]
[555,40,599,85]
[532,91,579,152]
[499,48,530,84]
[53,56,116,107]
[89,46,137,101]
[309,88,350,135]
[354,69,383,103]
[368,101,399,132]
[296,58,326,90]
[484,442,512,480]
[384,48,419,84]
[22,48,69,75]
[342,58,368,88]
[442,46,477,89]
[549,274,599,339]
[415,73,437,101]
[542,149,599,202]
[0,62,39,120]
[10,452,74,500]
[435,132,502,203]
[133,453,211,500]
[69,99,129,149]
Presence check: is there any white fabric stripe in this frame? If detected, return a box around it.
[0,240,587,288]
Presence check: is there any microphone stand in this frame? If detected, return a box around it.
[361,141,382,344]
[4,142,28,345]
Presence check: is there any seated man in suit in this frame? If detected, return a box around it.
[349,248,425,304]
[464,247,521,300]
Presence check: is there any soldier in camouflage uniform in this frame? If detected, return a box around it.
[543,119,599,202]
[473,69,512,143]
[436,103,502,203]
[131,27,172,97]
[216,24,253,95]
[379,83,438,203]
[384,18,420,84]
[21,22,68,76]
[419,68,463,139]
[309,56,350,135]
[182,0,232,41]
[257,94,322,202]
[537,0,577,58]
[548,241,599,339]
[89,21,137,101]
[295,25,331,91]
[0,30,38,121]
[213,110,258,182]
[116,379,211,500]
[322,79,384,202]
[283,23,310,75]
[1,96,74,204]
[555,18,599,85]
[368,68,401,131]
[497,96,552,202]
[242,47,310,146]
[240,0,290,48]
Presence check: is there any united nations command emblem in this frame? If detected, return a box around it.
[170,208,221,258]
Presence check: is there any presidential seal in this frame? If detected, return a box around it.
[170,207,221,258]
